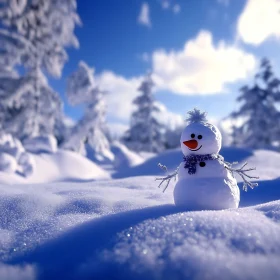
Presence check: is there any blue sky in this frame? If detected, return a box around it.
[50,0,280,132]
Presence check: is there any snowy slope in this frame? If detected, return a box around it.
[0,150,109,184]
[113,147,278,182]
[111,142,145,170]
[0,176,280,279]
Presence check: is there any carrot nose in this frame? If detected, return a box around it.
[183,140,198,149]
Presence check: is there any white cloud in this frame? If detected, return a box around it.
[173,4,181,14]
[138,3,151,27]
[152,30,256,95]
[237,0,280,45]
[161,0,170,9]
[95,30,257,125]
[160,1,180,14]
[155,102,184,130]
[96,71,142,121]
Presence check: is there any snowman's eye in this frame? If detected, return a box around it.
[198,135,203,139]
[191,133,195,138]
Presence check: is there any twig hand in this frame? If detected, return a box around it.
[226,162,259,191]
[155,163,178,193]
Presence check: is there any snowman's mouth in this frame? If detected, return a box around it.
[189,145,202,151]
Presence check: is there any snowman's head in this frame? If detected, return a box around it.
[180,109,222,156]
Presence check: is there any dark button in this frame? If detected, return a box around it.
[199,162,206,167]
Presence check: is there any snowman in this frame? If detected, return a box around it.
[156,108,258,210]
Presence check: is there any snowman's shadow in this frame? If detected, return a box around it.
[8,204,183,279]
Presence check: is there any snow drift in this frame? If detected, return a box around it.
[0,134,109,184]
[0,133,35,177]
[0,176,280,280]
[0,150,109,184]
[111,141,144,170]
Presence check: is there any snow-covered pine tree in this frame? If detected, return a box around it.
[0,0,80,75]
[0,66,17,131]
[64,61,113,163]
[0,0,80,139]
[123,73,165,153]
[231,58,280,149]
[0,70,62,139]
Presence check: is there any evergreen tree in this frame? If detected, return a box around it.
[64,61,113,162]
[231,58,280,148]
[123,73,165,153]
[0,0,80,138]
[0,70,62,139]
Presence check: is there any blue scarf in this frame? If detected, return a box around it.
[183,154,216,175]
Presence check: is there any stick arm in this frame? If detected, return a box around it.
[155,163,179,193]
[225,162,259,191]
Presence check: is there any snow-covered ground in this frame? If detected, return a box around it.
[0,147,279,280]
[0,134,110,185]
[111,141,145,170]
[0,150,109,184]
[0,176,280,280]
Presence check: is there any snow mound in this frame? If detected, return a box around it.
[18,153,35,177]
[139,151,156,160]
[85,142,114,164]
[0,133,109,184]
[28,150,110,183]
[0,153,17,173]
[111,142,144,170]
[0,133,24,160]
[1,177,280,279]
[0,133,35,177]
[0,150,109,184]
[243,149,280,181]
[91,201,280,280]
[23,135,57,154]
[113,148,182,178]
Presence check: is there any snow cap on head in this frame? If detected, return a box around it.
[181,108,222,155]
[186,108,208,124]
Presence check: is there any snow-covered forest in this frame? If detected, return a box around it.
[0,0,279,279]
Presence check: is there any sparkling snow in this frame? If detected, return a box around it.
[0,175,278,279]
[0,147,279,279]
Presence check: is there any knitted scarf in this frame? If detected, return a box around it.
[183,154,216,175]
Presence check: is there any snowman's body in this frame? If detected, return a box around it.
[173,110,240,210]
[174,159,240,210]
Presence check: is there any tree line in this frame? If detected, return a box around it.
[0,1,279,162]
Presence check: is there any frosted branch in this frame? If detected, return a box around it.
[155,163,178,193]
[0,28,37,53]
[226,162,259,191]
[158,163,168,173]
